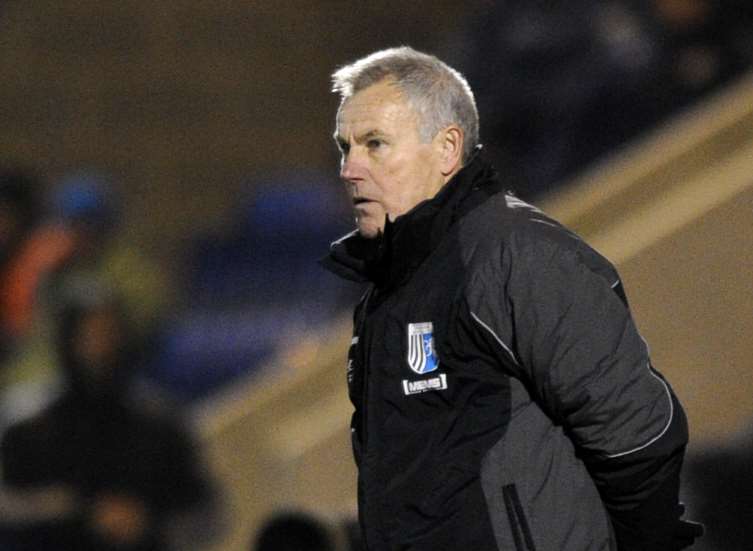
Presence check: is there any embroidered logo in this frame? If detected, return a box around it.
[402,373,448,396]
[407,322,440,374]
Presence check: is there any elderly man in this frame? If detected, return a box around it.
[322,47,701,550]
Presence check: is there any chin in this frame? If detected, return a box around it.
[357,222,382,239]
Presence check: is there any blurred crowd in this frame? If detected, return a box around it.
[0,166,356,548]
[0,170,223,549]
[1,0,752,548]
[462,0,753,198]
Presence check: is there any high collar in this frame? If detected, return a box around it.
[322,149,504,288]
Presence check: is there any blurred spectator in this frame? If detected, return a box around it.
[44,171,172,343]
[0,285,216,550]
[0,168,72,366]
[2,169,172,391]
[462,0,658,198]
[651,0,753,100]
[253,510,336,551]
[461,0,753,199]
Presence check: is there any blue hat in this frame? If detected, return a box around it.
[54,171,117,225]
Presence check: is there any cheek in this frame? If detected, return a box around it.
[373,149,433,213]
[413,154,441,195]
[382,153,414,191]
[378,169,407,209]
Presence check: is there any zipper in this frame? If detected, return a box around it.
[502,484,537,551]
[356,286,376,450]
[354,286,377,551]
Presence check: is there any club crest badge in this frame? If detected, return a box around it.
[407,322,440,374]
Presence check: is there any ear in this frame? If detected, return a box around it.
[436,125,464,176]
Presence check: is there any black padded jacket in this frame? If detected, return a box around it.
[323,151,692,551]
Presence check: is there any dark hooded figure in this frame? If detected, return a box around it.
[0,289,211,551]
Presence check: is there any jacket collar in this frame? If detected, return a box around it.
[322,148,503,287]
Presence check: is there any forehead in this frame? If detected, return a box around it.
[336,80,418,135]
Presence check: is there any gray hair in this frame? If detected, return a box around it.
[332,46,479,163]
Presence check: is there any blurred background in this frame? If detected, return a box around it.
[0,1,751,549]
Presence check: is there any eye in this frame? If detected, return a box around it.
[337,140,350,155]
[366,138,383,150]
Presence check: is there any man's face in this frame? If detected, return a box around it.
[335,79,446,238]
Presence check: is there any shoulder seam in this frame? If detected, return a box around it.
[470,311,520,367]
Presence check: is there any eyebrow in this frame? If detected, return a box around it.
[333,129,385,147]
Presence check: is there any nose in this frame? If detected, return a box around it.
[339,157,354,183]
[339,150,363,184]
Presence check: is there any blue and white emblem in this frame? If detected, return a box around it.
[407,322,439,374]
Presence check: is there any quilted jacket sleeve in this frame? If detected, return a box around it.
[474,230,698,550]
